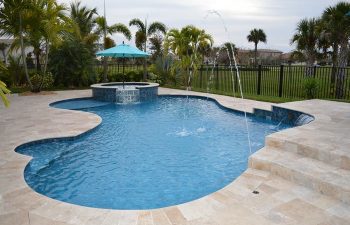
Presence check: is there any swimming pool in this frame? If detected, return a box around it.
[16,96,291,209]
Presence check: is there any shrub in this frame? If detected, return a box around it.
[6,55,26,86]
[303,77,318,99]
[127,70,143,82]
[49,35,95,87]
[30,72,54,92]
[108,72,124,82]
[148,72,161,83]
[42,72,54,89]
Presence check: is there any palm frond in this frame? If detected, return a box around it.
[108,23,131,40]
[148,22,166,36]
[129,18,145,32]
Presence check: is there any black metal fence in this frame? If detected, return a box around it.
[92,62,144,75]
[24,62,350,100]
[191,65,350,100]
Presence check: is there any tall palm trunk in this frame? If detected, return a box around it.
[305,53,315,77]
[19,14,33,90]
[331,43,339,84]
[39,41,50,90]
[43,42,49,75]
[254,43,258,67]
[335,41,349,99]
[34,47,41,72]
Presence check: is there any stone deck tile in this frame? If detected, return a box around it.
[0,88,350,225]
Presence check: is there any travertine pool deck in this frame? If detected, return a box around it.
[0,88,350,225]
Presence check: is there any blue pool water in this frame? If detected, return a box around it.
[17,96,291,209]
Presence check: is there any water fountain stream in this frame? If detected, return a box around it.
[203,10,253,155]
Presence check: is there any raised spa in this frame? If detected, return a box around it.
[91,82,159,103]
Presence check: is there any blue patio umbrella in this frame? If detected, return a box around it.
[96,42,150,84]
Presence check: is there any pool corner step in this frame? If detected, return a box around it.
[265,135,350,171]
[249,147,350,204]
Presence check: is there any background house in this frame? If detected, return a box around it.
[0,39,33,64]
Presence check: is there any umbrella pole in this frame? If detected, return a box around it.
[123,57,125,89]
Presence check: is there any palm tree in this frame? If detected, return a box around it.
[0,0,67,92]
[223,42,238,63]
[0,0,33,90]
[165,25,213,63]
[291,18,319,76]
[95,16,131,82]
[149,35,163,61]
[70,1,97,37]
[322,1,350,98]
[247,28,267,66]
[69,1,98,46]
[34,0,67,78]
[129,18,166,80]
[165,25,213,88]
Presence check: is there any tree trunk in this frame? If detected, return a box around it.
[19,14,33,91]
[34,48,41,72]
[331,43,339,85]
[43,42,49,75]
[39,41,50,91]
[304,50,316,77]
[335,41,348,99]
[254,43,258,67]
[305,58,314,77]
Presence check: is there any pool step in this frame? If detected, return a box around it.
[265,135,350,171]
[249,147,350,204]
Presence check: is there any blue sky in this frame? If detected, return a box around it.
[58,0,341,52]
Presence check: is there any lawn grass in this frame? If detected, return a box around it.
[192,65,350,100]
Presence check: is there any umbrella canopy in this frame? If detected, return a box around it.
[96,42,150,58]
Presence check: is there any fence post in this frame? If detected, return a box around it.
[257,65,262,95]
[278,65,284,97]
[216,64,219,90]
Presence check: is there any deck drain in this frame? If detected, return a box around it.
[252,190,259,194]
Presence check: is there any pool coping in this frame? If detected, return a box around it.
[1,88,350,225]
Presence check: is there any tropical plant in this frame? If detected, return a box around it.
[164,25,213,88]
[95,16,131,82]
[0,0,34,90]
[247,28,267,66]
[69,1,98,46]
[321,1,350,98]
[4,55,26,86]
[291,18,319,76]
[0,42,9,64]
[149,55,174,85]
[129,18,167,80]
[303,77,318,99]
[0,0,68,92]
[149,35,164,61]
[30,72,53,90]
[0,61,10,107]
[212,42,238,64]
[49,34,96,87]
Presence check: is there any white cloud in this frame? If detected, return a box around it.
[57,0,340,52]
